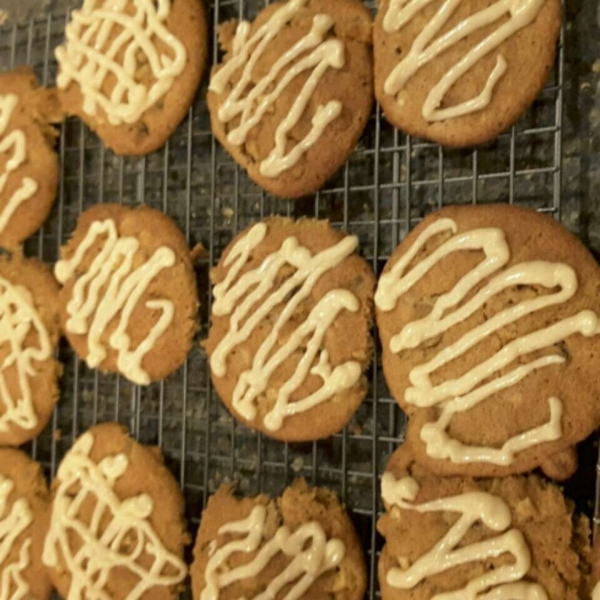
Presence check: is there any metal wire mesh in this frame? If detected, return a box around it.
[0,2,571,598]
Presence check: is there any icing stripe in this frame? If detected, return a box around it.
[209,0,345,177]
[55,0,187,126]
[0,94,38,235]
[42,432,187,600]
[0,277,52,433]
[201,504,345,600]
[381,473,548,600]
[211,223,362,431]
[382,0,546,122]
[55,219,176,385]
[375,218,600,465]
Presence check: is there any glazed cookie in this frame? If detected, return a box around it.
[191,479,366,600]
[55,0,207,155]
[377,445,593,599]
[204,218,375,441]
[375,204,600,479]
[374,0,562,146]
[0,448,52,600]
[55,204,198,385]
[0,250,62,446]
[43,422,188,599]
[0,69,59,246]
[208,0,373,198]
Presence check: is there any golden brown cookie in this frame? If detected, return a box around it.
[55,204,198,385]
[375,204,600,479]
[0,448,52,600]
[208,0,373,198]
[0,250,61,447]
[0,68,60,246]
[55,0,207,155]
[374,0,562,147]
[191,479,366,600]
[377,444,593,600]
[42,422,189,600]
[204,217,375,441]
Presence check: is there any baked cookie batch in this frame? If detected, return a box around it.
[2,0,600,599]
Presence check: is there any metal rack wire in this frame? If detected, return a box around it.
[0,2,573,598]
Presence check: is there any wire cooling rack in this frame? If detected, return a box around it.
[0,2,580,598]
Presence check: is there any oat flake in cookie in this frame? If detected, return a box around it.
[204,218,375,441]
[0,69,59,247]
[43,422,188,600]
[377,444,593,600]
[376,204,600,479]
[55,0,207,155]
[208,0,373,198]
[55,204,198,385]
[191,480,366,600]
[0,449,52,600]
[374,0,561,147]
[0,251,62,447]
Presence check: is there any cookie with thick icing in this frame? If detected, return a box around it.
[204,217,375,441]
[0,250,62,447]
[378,444,593,600]
[55,204,198,385]
[208,0,373,198]
[0,68,60,246]
[375,204,600,479]
[374,0,562,147]
[0,448,52,600]
[191,479,367,600]
[55,0,207,155]
[43,422,189,600]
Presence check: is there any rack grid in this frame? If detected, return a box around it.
[0,2,581,598]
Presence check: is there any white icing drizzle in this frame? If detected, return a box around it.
[381,473,548,600]
[0,277,52,433]
[54,218,176,385]
[55,0,187,126]
[42,432,187,600]
[0,94,38,235]
[211,222,363,431]
[383,0,546,121]
[209,0,345,178]
[0,475,33,600]
[375,218,600,465]
[201,504,345,600]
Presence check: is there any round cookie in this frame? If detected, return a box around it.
[0,448,52,600]
[374,0,562,147]
[0,68,60,246]
[207,0,374,198]
[377,444,593,600]
[191,479,367,600]
[375,204,600,479]
[0,250,62,447]
[42,422,189,600]
[55,204,198,385]
[203,217,375,441]
[55,0,207,155]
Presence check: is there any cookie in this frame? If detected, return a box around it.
[0,448,52,600]
[191,479,366,600]
[42,422,188,599]
[375,204,600,479]
[204,217,375,441]
[208,0,373,198]
[377,444,593,600]
[0,250,62,447]
[373,0,562,147]
[55,0,207,155]
[55,204,198,385]
[0,68,59,246]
